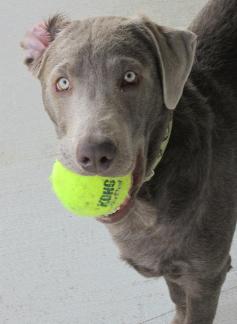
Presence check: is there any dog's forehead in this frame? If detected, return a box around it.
[49,16,152,63]
[67,16,136,44]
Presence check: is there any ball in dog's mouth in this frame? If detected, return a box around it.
[97,155,143,224]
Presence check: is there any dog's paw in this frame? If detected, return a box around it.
[170,319,182,324]
[170,320,181,324]
[170,312,185,324]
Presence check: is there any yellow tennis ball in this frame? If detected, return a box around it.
[50,160,132,217]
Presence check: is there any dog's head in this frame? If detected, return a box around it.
[21,15,196,218]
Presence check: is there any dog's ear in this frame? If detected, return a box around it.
[20,14,70,77]
[140,17,197,109]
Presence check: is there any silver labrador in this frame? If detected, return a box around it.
[21,0,237,323]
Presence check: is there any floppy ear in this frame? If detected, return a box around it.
[20,14,70,77]
[141,18,197,109]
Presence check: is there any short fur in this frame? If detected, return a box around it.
[21,0,237,323]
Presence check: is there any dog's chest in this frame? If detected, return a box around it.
[107,200,190,278]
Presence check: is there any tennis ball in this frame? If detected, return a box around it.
[50,160,132,217]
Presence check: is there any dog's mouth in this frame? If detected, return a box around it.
[96,154,143,224]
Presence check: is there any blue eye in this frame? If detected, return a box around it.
[56,77,70,91]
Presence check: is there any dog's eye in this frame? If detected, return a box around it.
[124,71,137,84]
[56,77,70,91]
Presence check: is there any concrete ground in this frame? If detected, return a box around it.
[0,0,236,323]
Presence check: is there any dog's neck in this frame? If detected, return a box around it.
[144,117,173,182]
[105,198,158,241]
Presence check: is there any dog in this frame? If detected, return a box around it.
[21,0,237,323]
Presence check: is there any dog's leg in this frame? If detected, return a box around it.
[184,263,230,324]
[165,279,186,324]
[184,278,223,324]
[184,256,232,324]
[166,256,232,324]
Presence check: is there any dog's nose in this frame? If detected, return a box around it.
[77,140,117,173]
